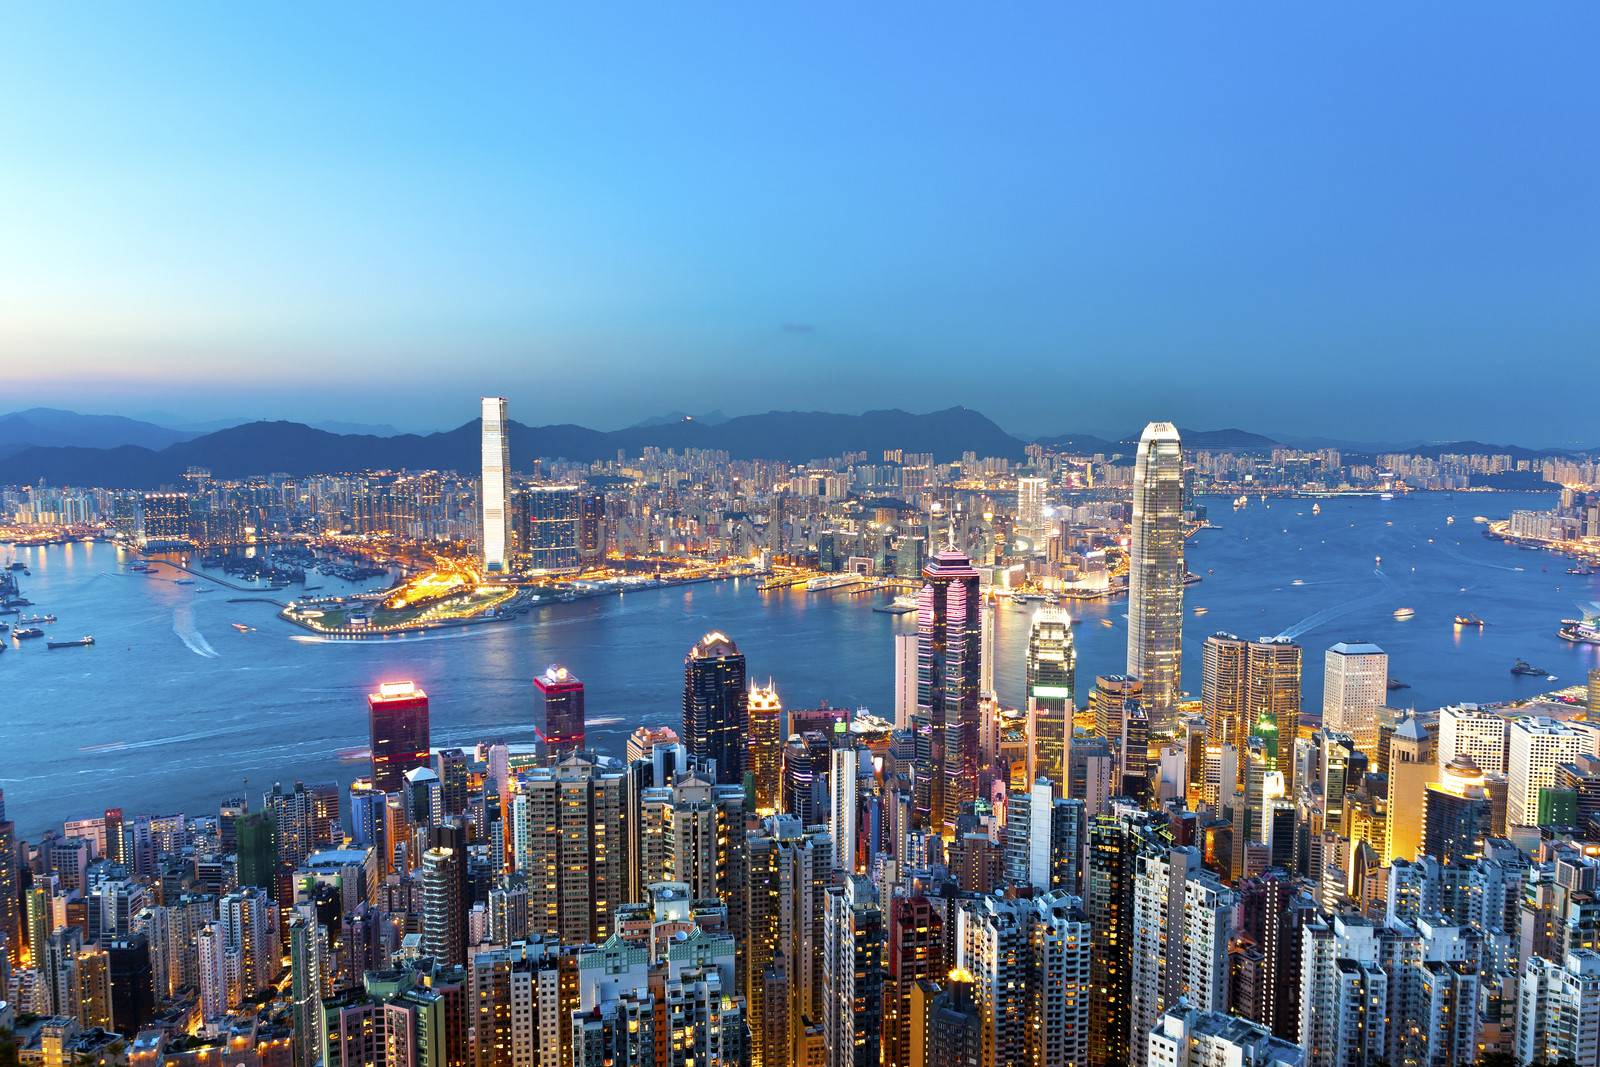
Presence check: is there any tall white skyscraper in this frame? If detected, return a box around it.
[1437,703,1510,775]
[1322,642,1387,757]
[892,632,918,729]
[1126,421,1184,728]
[480,395,510,572]
[1017,475,1048,543]
[1507,716,1595,828]
[830,745,859,874]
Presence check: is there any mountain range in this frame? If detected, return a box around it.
[0,406,1590,488]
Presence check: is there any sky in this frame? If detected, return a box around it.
[2,5,1597,445]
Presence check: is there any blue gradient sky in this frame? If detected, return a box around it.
[2,6,1596,444]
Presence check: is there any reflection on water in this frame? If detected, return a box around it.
[3,490,1597,834]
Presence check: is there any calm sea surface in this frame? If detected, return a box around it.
[4,490,1597,836]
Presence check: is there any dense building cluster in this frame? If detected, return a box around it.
[8,420,1600,1067]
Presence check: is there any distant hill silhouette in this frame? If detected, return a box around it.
[0,408,1589,488]
[0,408,195,455]
[0,407,1026,487]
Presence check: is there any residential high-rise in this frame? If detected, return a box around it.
[749,683,784,814]
[1126,422,1184,728]
[683,632,750,787]
[918,546,983,832]
[510,752,628,944]
[368,681,431,794]
[1028,890,1093,1067]
[1087,811,1154,1067]
[578,487,606,568]
[1129,846,1234,1041]
[956,895,1032,1067]
[1202,633,1249,754]
[830,744,860,873]
[884,896,944,1067]
[534,665,585,754]
[1517,950,1600,1067]
[1027,607,1076,787]
[523,485,582,573]
[1148,1003,1303,1067]
[918,971,983,1067]
[480,396,510,572]
[420,845,465,966]
[1322,642,1387,758]
[744,815,833,1067]
[632,771,747,956]
[823,875,883,1067]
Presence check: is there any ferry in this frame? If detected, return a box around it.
[1311,502,1321,514]
[805,574,858,591]
[1560,616,1600,645]
[1511,659,1545,677]
[1453,614,1484,628]
[1392,607,1416,620]
[873,595,917,615]
[1379,492,1395,501]
[47,636,94,649]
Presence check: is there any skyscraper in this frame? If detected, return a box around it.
[523,485,582,573]
[823,875,883,1067]
[0,791,18,967]
[1126,421,1184,728]
[480,396,510,573]
[533,664,585,754]
[368,681,431,794]
[1017,475,1048,544]
[918,548,982,833]
[749,683,784,814]
[683,632,749,787]
[884,896,944,1067]
[1202,632,1249,753]
[1246,638,1301,788]
[509,752,628,945]
[420,844,465,966]
[1322,642,1387,758]
[829,744,860,874]
[1422,755,1492,864]
[1027,607,1076,787]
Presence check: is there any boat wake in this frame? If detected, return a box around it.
[1274,567,1393,641]
[172,608,220,658]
